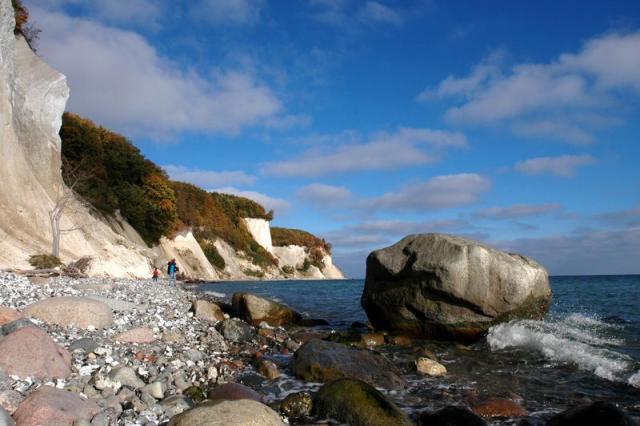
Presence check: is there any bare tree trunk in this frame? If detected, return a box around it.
[50,211,60,258]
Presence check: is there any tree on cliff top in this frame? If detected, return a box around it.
[11,0,40,50]
[60,113,177,245]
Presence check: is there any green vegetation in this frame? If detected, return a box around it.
[271,227,331,253]
[29,254,62,269]
[12,0,39,49]
[281,265,294,275]
[272,227,330,269]
[60,113,177,245]
[171,181,277,269]
[199,240,226,270]
[242,268,265,279]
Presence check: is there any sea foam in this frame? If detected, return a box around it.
[487,314,632,383]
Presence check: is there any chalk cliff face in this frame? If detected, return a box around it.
[0,1,343,280]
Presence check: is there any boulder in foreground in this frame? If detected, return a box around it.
[232,293,301,326]
[12,386,100,425]
[23,296,113,329]
[547,401,635,426]
[313,378,413,426]
[362,234,551,342]
[0,327,71,379]
[168,399,284,426]
[290,339,406,390]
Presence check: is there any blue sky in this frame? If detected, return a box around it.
[27,0,640,277]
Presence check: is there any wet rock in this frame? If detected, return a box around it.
[290,339,406,390]
[69,338,99,353]
[416,357,447,376]
[360,333,385,347]
[232,292,301,326]
[386,334,414,346]
[280,392,312,420]
[160,395,193,417]
[257,359,280,379]
[12,386,100,426]
[0,390,22,415]
[0,406,14,426]
[23,296,113,329]
[207,382,263,403]
[0,306,21,327]
[221,319,254,343]
[114,326,155,344]
[192,300,225,322]
[362,234,551,342]
[297,318,330,327]
[168,399,284,426]
[314,378,413,426]
[547,401,635,426]
[418,406,487,426]
[327,329,362,346]
[0,326,71,379]
[235,373,266,388]
[472,398,528,419]
[108,366,145,390]
[183,386,207,403]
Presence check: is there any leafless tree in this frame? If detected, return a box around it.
[49,160,91,258]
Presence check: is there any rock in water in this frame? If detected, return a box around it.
[0,326,71,379]
[362,234,551,341]
[232,293,301,326]
[418,406,487,426]
[313,378,413,426]
[12,386,100,425]
[290,339,406,390]
[547,401,635,426]
[280,392,312,420]
[168,399,284,426]
[23,296,113,329]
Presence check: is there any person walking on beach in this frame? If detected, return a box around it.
[167,259,178,285]
[152,267,160,282]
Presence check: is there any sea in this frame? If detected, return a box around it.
[198,275,640,423]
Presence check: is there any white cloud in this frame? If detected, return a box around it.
[515,155,595,177]
[296,183,353,207]
[264,114,312,130]
[475,203,562,219]
[357,2,404,26]
[422,31,640,143]
[361,173,491,211]
[192,0,265,25]
[28,0,165,27]
[309,0,418,28]
[495,227,640,275]
[261,127,466,177]
[163,165,255,187]
[594,207,640,228]
[213,187,291,215]
[31,7,281,137]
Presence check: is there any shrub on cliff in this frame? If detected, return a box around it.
[60,113,177,245]
[29,254,62,269]
[172,182,277,268]
[12,0,39,49]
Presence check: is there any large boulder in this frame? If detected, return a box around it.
[12,386,100,425]
[191,300,225,322]
[23,296,113,329]
[0,307,21,327]
[290,339,406,390]
[418,406,487,426]
[362,234,551,341]
[0,327,71,379]
[232,293,301,326]
[313,378,412,426]
[168,399,284,426]
[206,383,263,403]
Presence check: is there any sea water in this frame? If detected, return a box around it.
[200,275,640,422]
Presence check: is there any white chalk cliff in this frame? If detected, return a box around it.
[0,0,343,280]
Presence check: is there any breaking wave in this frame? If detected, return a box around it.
[487,313,635,384]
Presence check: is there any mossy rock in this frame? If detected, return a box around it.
[183,385,206,403]
[314,378,413,426]
[326,329,362,346]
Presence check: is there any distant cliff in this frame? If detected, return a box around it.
[0,0,343,280]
